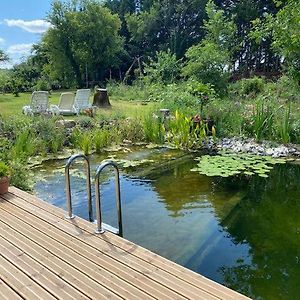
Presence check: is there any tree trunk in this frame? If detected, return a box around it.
[93,89,111,107]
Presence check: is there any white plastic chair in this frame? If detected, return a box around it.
[73,89,91,114]
[50,92,76,115]
[22,91,49,116]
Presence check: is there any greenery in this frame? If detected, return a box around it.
[0,161,10,178]
[192,153,286,178]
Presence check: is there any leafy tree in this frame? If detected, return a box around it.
[183,41,229,94]
[126,0,208,59]
[0,70,11,93]
[143,49,182,84]
[0,50,8,62]
[250,0,300,81]
[215,0,280,75]
[183,1,236,94]
[43,0,124,87]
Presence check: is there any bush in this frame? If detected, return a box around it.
[240,76,265,95]
[143,49,182,85]
[9,160,32,191]
[182,41,230,95]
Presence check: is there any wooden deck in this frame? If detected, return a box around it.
[0,187,251,300]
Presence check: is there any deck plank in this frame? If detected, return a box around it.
[0,236,89,300]
[0,195,202,300]
[0,216,128,300]
[0,278,23,300]
[0,206,171,300]
[0,193,220,300]
[0,255,56,300]
[3,187,251,300]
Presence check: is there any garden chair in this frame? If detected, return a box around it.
[50,92,76,115]
[22,91,49,116]
[73,89,91,114]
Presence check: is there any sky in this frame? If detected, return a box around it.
[0,0,52,68]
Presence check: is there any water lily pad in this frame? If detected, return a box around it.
[192,153,287,178]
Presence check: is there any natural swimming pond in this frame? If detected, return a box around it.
[33,146,300,300]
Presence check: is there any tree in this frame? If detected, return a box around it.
[43,0,124,87]
[0,50,9,62]
[215,0,280,75]
[251,0,300,81]
[143,49,182,84]
[182,1,236,94]
[183,41,229,94]
[126,0,208,59]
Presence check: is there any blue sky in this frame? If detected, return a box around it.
[0,0,52,68]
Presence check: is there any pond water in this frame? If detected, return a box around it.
[33,147,300,300]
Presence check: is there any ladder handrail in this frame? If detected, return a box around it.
[65,154,93,222]
[95,161,123,237]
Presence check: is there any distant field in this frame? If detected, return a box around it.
[0,91,158,118]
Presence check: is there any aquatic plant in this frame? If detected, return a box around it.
[143,114,165,144]
[277,104,292,144]
[93,128,109,153]
[12,129,36,161]
[168,110,207,149]
[115,159,154,168]
[192,153,286,178]
[251,99,275,141]
[80,134,92,156]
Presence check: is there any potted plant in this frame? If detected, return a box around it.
[0,162,10,195]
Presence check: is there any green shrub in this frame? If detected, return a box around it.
[9,160,32,191]
[107,81,149,102]
[241,76,265,95]
[0,161,10,177]
[143,114,165,144]
[93,128,109,153]
[32,117,65,154]
[12,129,36,161]
[117,118,144,142]
[143,49,182,84]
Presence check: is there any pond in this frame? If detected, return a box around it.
[33,146,300,300]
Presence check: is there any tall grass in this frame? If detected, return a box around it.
[277,104,292,144]
[93,128,109,153]
[143,114,165,144]
[251,99,275,141]
[12,129,35,161]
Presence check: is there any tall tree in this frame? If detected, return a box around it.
[126,0,208,59]
[0,50,8,63]
[251,0,300,82]
[43,0,124,87]
[182,1,236,94]
[215,0,280,75]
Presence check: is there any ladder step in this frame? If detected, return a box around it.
[93,221,119,235]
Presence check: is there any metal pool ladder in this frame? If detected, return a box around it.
[65,154,93,222]
[94,161,123,237]
[65,154,123,237]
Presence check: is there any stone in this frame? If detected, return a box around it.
[55,120,76,129]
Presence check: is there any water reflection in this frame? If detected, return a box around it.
[219,164,300,300]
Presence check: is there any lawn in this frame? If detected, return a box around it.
[0,91,158,119]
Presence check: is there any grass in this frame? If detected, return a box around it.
[0,90,158,119]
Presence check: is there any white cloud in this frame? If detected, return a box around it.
[7,43,33,55]
[0,38,5,45]
[4,19,51,33]
[0,43,34,69]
